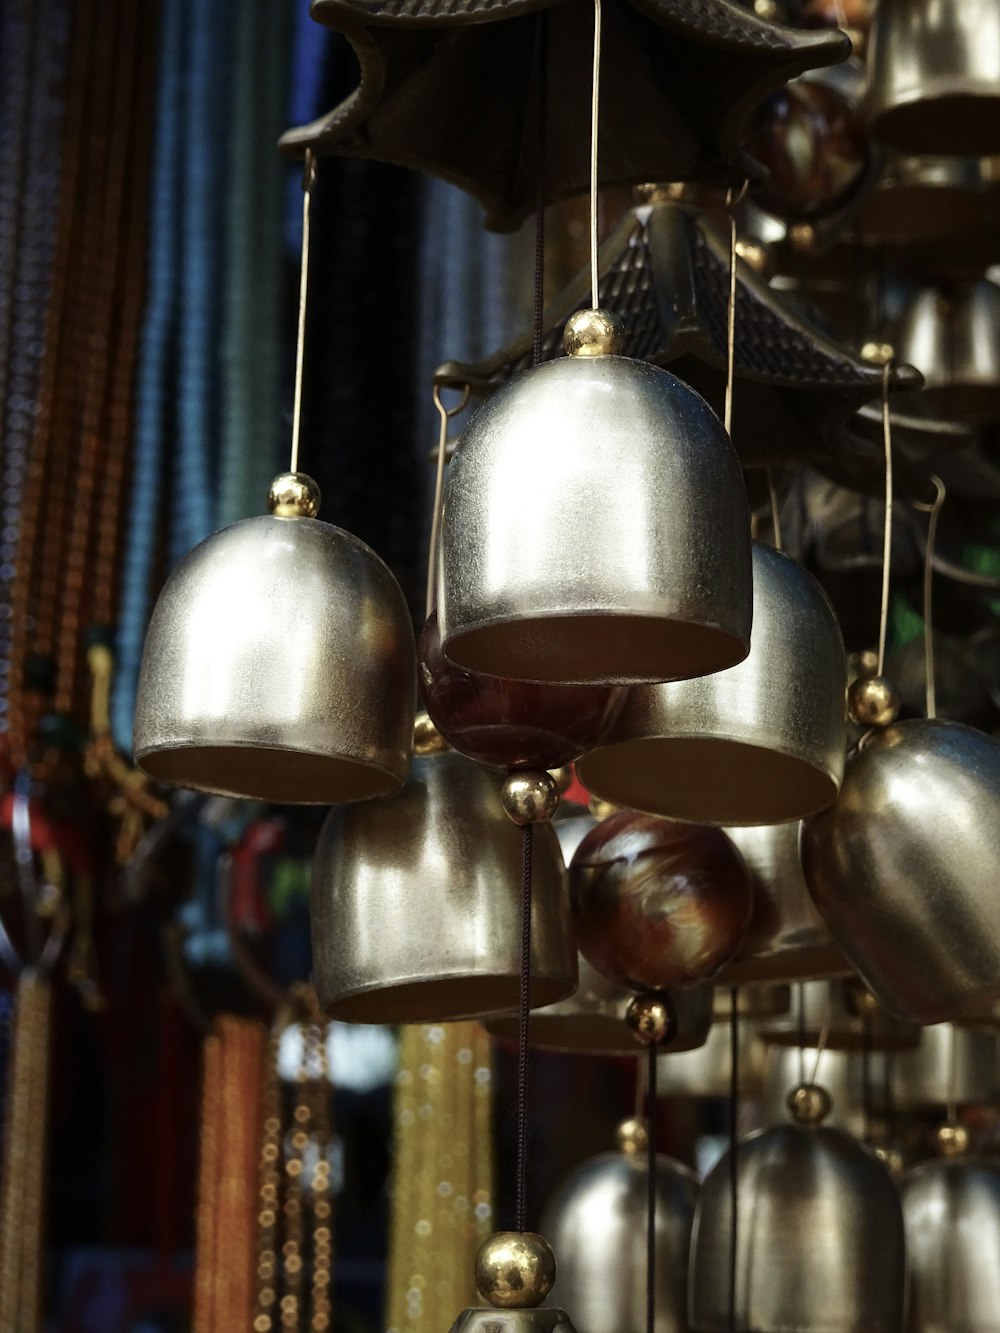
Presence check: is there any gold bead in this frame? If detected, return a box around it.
[500,771,560,825]
[475,1231,556,1309]
[845,982,880,1018]
[548,765,574,794]
[936,1122,970,1158]
[625,993,678,1047]
[735,238,771,276]
[875,1145,906,1179]
[267,471,321,519]
[562,308,626,358]
[787,1082,832,1125]
[615,1117,648,1156]
[413,711,449,757]
[588,795,621,820]
[848,675,901,728]
[861,341,895,366]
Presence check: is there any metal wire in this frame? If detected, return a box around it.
[877,361,894,677]
[289,149,316,475]
[913,476,946,720]
[589,0,601,308]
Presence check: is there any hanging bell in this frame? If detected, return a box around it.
[133,474,416,803]
[902,1156,1000,1333]
[865,0,1000,155]
[577,544,846,825]
[715,823,850,985]
[802,719,1000,1024]
[688,1121,906,1332]
[310,750,576,1022]
[891,1023,1000,1110]
[858,155,992,246]
[759,980,920,1052]
[761,1046,883,1140]
[894,281,1000,423]
[542,1123,699,1333]
[438,311,752,686]
[657,1017,768,1100]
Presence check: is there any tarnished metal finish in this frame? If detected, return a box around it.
[542,1150,699,1333]
[689,1124,906,1333]
[761,1046,872,1138]
[891,1024,1000,1110]
[578,545,846,825]
[866,0,1000,156]
[895,281,1000,423]
[310,752,576,1023]
[134,514,416,804]
[902,1158,1000,1333]
[485,960,712,1056]
[438,355,752,686]
[657,1017,768,1099]
[716,823,850,984]
[760,980,920,1053]
[858,155,992,246]
[802,719,1000,1025]
[448,1309,578,1333]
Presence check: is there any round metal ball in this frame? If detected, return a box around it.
[626,993,679,1047]
[412,711,449,757]
[787,1082,833,1125]
[501,771,560,825]
[562,308,626,358]
[267,471,321,519]
[475,1232,556,1309]
[936,1123,970,1158]
[615,1117,649,1156]
[848,674,901,728]
[875,1145,906,1179]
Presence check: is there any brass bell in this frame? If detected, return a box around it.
[858,155,992,246]
[802,719,1000,1024]
[657,1019,769,1100]
[542,1133,699,1333]
[437,318,752,686]
[688,1123,906,1331]
[865,0,1000,155]
[577,544,845,825]
[895,281,1000,423]
[310,751,576,1022]
[758,981,920,1053]
[891,1023,1000,1110]
[134,474,416,803]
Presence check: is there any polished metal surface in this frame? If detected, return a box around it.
[134,514,416,803]
[802,719,1000,1024]
[895,281,1000,423]
[310,752,576,1023]
[657,1017,768,1099]
[577,544,846,825]
[448,1309,578,1333]
[760,980,919,1053]
[858,155,991,245]
[485,959,712,1056]
[438,355,752,685]
[761,1046,872,1139]
[689,1124,906,1332]
[716,823,850,984]
[891,1024,1000,1109]
[866,0,1000,155]
[901,1157,1000,1333]
[543,1150,699,1333]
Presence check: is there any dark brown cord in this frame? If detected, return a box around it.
[532,11,548,368]
[515,823,533,1233]
[729,986,740,1333]
[646,1041,657,1333]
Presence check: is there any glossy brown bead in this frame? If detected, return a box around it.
[419,612,626,771]
[569,810,753,992]
[746,79,868,221]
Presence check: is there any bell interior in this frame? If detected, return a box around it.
[859,186,985,246]
[873,96,1000,157]
[443,614,749,686]
[485,1012,707,1056]
[322,973,573,1025]
[137,743,400,805]
[578,737,839,827]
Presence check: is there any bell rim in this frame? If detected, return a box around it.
[483,1011,709,1056]
[316,967,578,1026]
[868,85,1000,156]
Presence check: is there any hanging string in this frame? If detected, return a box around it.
[728,987,740,1333]
[912,476,946,720]
[425,384,470,619]
[724,184,748,439]
[514,824,533,1234]
[532,11,548,366]
[808,991,835,1087]
[877,362,895,677]
[796,983,807,1088]
[589,0,602,307]
[946,1023,958,1128]
[290,149,316,476]
[645,1042,657,1333]
[766,468,783,552]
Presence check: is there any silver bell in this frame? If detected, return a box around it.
[657,1018,768,1100]
[577,544,845,825]
[542,1135,699,1333]
[759,981,920,1053]
[438,328,752,686]
[891,1023,1000,1110]
[895,280,1000,423]
[688,1124,906,1332]
[134,476,416,803]
[310,751,576,1022]
[802,719,1000,1024]
[858,155,992,246]
[902,1157,1000,1333]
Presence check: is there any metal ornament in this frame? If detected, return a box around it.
[761,1046,873,1139]
[902,1157,1000,1333]
[895,280,1000,423]
[865,0,1000,155]
[437,345,752,686]
[759,981,919,1053]
[801,719,1000,1024]
[133,481,416,804]
[688,1124,906,1332]
[577,544,846,825]
[716,822,850,984]
[542,1143,699,1333]
[891,1024,1000,1110]
[310,751,576,1022]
